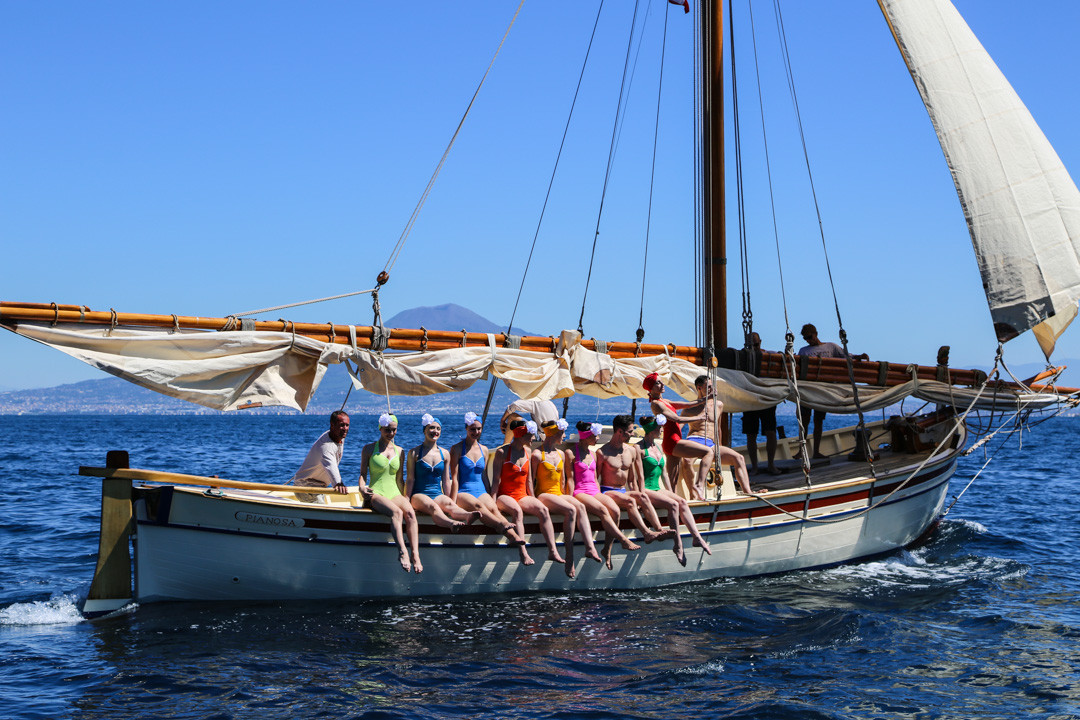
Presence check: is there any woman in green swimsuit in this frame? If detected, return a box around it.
[358,413,422,573]
[638,415,712,564]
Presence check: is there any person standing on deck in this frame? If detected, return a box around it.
[743,332,780,476]
[797,324,869,460]
[290,410,350,502]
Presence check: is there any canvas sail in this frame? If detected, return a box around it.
[879,0,1080,358]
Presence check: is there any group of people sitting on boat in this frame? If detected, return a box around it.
[290,372,769,577]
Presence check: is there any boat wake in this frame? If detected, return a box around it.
[0,594,83,626]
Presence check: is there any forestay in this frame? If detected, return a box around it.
[879,0,1080,358]
[10,322,1061,414]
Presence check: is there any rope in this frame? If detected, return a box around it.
[635,2,672,344]
[381,0,525,278]
[231,288,377,318]
[729,0,752,343]
[578,0,644,334]
[504,0,606,337]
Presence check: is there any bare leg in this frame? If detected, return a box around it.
[671,493,711,555]
[497,495,534,565]
[604,491,661,543]
[747,435,760,474]
[765,431,779,474]
[411,494,466,531]
[644,489,684,565]
[630,490,666,532]
[569,497,603,563]
[393,496,422,573]
[370,494,410,572]
[812,411,826,458]
[539,494,578,577]
[519,496,564,564]
[457,493,523,543]
[718,446,754,494]
[437,495,482,524]
[672,440,714,501]
[576,493,639,569]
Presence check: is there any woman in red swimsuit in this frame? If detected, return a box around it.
[491,418,564,568]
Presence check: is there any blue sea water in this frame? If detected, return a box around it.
[0,413,1078,719]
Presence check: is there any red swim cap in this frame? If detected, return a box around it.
[642,372,660,391]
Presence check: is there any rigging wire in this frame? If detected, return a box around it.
[636,3,673,343]
[381,0,525,279]
[577,0,645,335]
[481,1,609,426]
[772,0,873,475]
[729,0,753,345]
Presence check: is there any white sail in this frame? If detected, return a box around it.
[879,0,1080,358]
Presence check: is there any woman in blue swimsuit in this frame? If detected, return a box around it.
[406,414,481,531]
[449,411,527,555]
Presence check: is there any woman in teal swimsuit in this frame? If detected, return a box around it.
[406,414,481,532]
[638,415,712,563]
[358,413,422,573]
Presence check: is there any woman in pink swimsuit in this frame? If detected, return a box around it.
[565,421,640,569]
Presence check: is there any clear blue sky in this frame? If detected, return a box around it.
[2,1,1079,391]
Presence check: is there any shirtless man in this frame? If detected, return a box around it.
[644,372,714,501]
[684,375,755,496]
[595,414,668,544]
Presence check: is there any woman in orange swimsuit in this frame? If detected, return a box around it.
[531,419,604,578]
[565,421,641,569]
[491,419,564,567]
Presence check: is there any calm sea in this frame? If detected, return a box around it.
[1,413,1077,719]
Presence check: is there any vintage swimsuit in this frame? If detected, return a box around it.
[572,448,601,496]
[659,398,683,455]
[535,453,564,496]
[368,449,402,499]
[412,453,446,497]
[457,452,488,497]
[642,447,665,492]
[498,458,529,501]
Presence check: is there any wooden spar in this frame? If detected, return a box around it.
[0,302,705,363]
[4,300,1075,394]
[79,465,345,494]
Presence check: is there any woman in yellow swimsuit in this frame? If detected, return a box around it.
[358,413,422,573]
[531,419,604,578]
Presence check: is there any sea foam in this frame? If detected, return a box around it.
[0,595,83,626]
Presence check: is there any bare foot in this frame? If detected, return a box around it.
[585,547,604,563]
[656,528,677,540]
[603,540,615,570]
[520,551,536,566]
[399,551,411,573]
[450,521,466,533]
[693,537,713,555]
[412,556,423,574]
[750,466,760,476]
[673,545,687,566]
[467,511,482,525]
[619,538,641,551]
[503,525,527,545]
[564,560,575,579]
[549,550,566,564]
[642,530,662,544]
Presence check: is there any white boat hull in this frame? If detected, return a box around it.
[125,442,956,604]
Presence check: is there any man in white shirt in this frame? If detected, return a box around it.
[291,410,350,502]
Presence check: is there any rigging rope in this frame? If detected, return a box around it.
[381,0,525,279]
[577,0,644,334]
[729,0,753,344]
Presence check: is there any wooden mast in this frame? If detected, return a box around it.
[701,0,726,357]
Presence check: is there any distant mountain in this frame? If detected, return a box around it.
[385,304,534,337]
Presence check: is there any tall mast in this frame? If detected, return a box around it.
[700,0,726,355]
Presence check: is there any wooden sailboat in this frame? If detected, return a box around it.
[2,0,1079,617]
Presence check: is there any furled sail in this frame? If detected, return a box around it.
[879,0,1080,358]
[5,320,1063,413]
